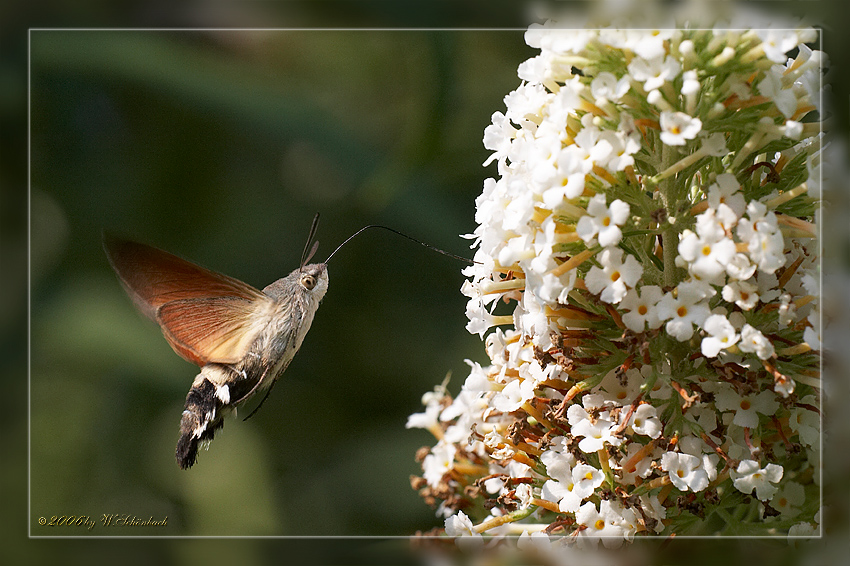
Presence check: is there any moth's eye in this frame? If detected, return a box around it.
[301,274,316,290]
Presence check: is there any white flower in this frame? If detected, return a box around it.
[524,24,593,55]
[540,149,591,208]
[788,521,817,538]
[700,314,740,357]
[482,111,516,167]
[788,397,819,447]
[731,460,783,500]
[639,494,667,533]
[681,70,700,96]
[543,462,605,513]
[756,29,805,63]
[725,252,757,281]
[722,280,759,310]
[503,82,553,124]
[567,402,623,453]
[707,173,746,217]
[660,452,709,492]
[464,294,500,338]
[758,66,797,118]
[405,386,445,431]
[575,501,626,548]
[804,313,821,350]
[700,132,730,157]
[445,511,482,549]
[517,530,552,552]
[540,436,577,473]
[660,111,702,146]
[423,442,456,487]
[619,285,664,332]
[603,128,641,171]
[627,404,662,438]
[784,120,804,140]
[770,481,805,517]
[585,248,643,304]
[774,375,796,398]
[715,387,779,428]
[599,366,643,403]
[738,323,776,359]
[737,202,786,274]
[618,442,657,484]
[590,71,631,101]
[492,378,536,413]
[656,281,713,341]
[695,205,733,240]
[628,54,681,91]
[576,194,630,247]
[678,227,736,282]
[515,483,533,509]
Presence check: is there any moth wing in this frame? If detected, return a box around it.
[157,297,277,366]
[104,234,275,365]
[103,234,267,319]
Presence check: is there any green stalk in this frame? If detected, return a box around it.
[659,143,681,289]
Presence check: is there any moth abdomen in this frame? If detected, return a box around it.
[176,377,223,469]
[175,364,255,469]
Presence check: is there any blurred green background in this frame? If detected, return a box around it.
[27,28,532,538]
[4,1,849,564]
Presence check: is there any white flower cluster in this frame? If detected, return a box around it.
[411,25,823,547]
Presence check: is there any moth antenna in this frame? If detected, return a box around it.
[300,213,321,269]
[324,224,474,265]
[304,240,320,265]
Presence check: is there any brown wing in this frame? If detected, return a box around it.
[104,234,275,366]
[157,296,276,365]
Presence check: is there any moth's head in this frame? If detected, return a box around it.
[263,263,328,303]
[298,263,328,298]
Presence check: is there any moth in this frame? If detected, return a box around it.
[104,216,331,468]
[104,216,468,469]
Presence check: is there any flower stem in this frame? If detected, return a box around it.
[776,213,817,237]
[473,507,535,533]
[530,498,561,513]
[791,373,821,389]
[522,401,560,432]
[621,439,657,474]
[551,248,596,277]
[596,448,615,488]
[764,183,808,208]
[653,146,707,182]
[658,144,681,288]
[776,343,811,356]
[481,279,526,295]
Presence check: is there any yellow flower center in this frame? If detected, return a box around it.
[594,519,606,530]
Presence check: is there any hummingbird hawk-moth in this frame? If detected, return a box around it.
[105,216,468,469]
[104,216,328,469]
